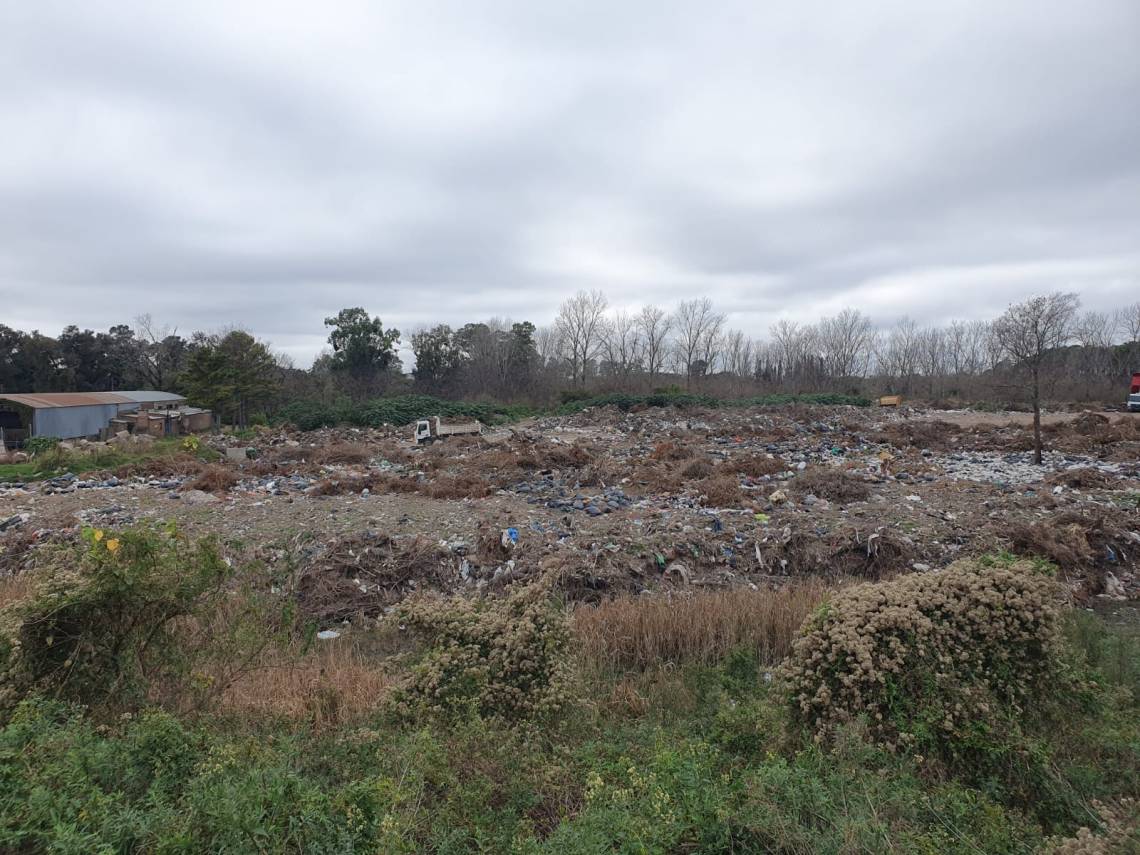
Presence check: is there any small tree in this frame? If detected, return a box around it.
[181,330,279,427]
[993,293,1079,464]
[411,324,464,394]
[324,308,401,399]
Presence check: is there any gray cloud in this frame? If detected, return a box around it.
[1,0,1138,364]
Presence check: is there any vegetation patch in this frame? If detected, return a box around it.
[782,557,1064,749]
[0,526,290,716]
[789,466,871,503]
[389,580,572,724]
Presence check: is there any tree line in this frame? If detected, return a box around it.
[2,296,1138,425]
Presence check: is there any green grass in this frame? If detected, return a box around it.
[0,438,218,483]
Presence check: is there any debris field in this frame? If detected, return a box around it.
[2,404,1138,627]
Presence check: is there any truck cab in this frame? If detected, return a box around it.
[1128,394,1140,413]
[414,419,435,444]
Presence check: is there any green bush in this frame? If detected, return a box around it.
[0,526,290,716]
[557,391,871,414]
[23,436,60,456]
[389,581,572,724]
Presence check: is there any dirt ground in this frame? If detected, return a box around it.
[2,404,1138,625]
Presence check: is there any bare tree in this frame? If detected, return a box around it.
[1073,310,1117,400]
[671,298,725,387]
[554,290,609,385]
[962,320,989,377]
[1117,301,1140,343]
[875,317,922,393]
[636,305,672,386]
[1075,310,1115,349]
[918,326,948,398]
[768,320,811,389]
[992,292,1080,464]
[722,329,754,394]
[599,310,643,382]
[535,325,561,366]
[818,308,874,379]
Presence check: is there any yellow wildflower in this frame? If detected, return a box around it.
[93,529,104,542]
[106,538,121,554]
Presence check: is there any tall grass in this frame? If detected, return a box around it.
[573,581,830,672]
[217,638,395,727]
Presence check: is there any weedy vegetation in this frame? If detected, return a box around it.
[0,527,1136,852]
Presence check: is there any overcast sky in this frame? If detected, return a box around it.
[2,1,1138,366]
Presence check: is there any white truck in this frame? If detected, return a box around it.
[413,416,484,444]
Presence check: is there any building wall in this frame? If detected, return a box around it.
[33,404,120,439]
[181,411,213,432]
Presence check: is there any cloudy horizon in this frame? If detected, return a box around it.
[2,0,1138,367]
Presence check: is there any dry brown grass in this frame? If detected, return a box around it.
[422,473,492,499]
[111,454,206,479]
[726,455,786,478]
[790,467,871,503]
[217,639,394,727]
[649,440,693,462]
[573,581,831,671]
[312,442,374,466]
[184,464,239,493]
[1045,467,1114,490]
[696,474,744,507]
[542,442,595,468]
[0,572,35,610]
[680,458,715,480]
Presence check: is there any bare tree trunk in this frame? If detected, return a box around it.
[1032,366,1042,465]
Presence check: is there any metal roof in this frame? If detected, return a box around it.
[0,390,185,409]
[0,392,133,409]
[115,391,186,404]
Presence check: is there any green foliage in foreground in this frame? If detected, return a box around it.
[0,530,1135,851]
[0,627,1136,853]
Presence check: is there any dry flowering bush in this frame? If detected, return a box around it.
[780,558,1064,749]
[388,578,572,723]
[1043,799,1139,854]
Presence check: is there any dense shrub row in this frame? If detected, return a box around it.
[277,391,870,431]
[278,395,534,431]
[556,391,872,414]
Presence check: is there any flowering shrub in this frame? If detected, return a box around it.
[389,580,572,723]
[781,557,1064,750]
[0,526,272,715]
[1044,799,1138,854]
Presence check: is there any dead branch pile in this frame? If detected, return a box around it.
[296,533,453,623]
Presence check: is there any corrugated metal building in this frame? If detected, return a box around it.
[114,391,187,411]
[0,391,190,442]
